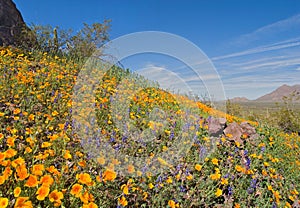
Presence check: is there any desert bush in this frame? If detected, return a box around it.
[273,92,300,133]
[225,99,242,117]
[16,20,111,61]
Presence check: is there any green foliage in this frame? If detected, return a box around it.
[274,92,300,133]
[68,21,111,59]
[16,20,111,61]
[226,99,242,117]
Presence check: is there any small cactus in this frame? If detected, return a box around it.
[53,27,58,52]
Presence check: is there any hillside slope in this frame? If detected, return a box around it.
[0,47,299,207]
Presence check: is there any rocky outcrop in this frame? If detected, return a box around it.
[206,116,258,145]
[223,121,258,144]
[0,0,26,46]
[207,117,226,137]
[223,122,243,144]
[239,121,258,140]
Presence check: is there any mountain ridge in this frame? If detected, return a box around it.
[229,84,300,102]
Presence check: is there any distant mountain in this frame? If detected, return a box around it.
[229,97,250,102]
[255,84,300,102]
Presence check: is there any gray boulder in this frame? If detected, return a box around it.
[0,0,26,46]
[240,121,258,140]
[207,117,226,137]
[223,122,243,144]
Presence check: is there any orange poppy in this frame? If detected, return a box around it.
[25,175,39,187]
[103,169,117,182]
[36,185,50,201]
[14,197,33,208]
[5,148,17,158]
[0,197,8,208]
[16,164,29,181]
[83,202,98,208]
[32,164,44,176]
[14,187,21,197]
[49,190,64,202]
[40,175,54,187]
[76,173,92,185]
[70,184,83,197]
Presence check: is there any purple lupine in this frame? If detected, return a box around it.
[185,168,190,175]
[247,178,257,194]
[245,157,251,169]
[64,121,69,131]
[250,178,257,188]
[228,186,233,195]
[169,131,175,140]
[121,136,127,143]
[156,176,162,183]
[110,136,115,143]
[199,146,207,159]
[180,185,186,192]
[113,144,121,151]
[247,187,254,194]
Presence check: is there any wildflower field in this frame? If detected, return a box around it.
[0,47,299,207]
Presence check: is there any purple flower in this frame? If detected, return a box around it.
[199,146,207,159]
[64,121,69,130]
[110,137,115,143]
[228,186,233,195]
[245,157,251,169]
[169,131,175,140]
[121,136,127,142]
[156,176,162,183]
[247,178,257,194]
[180,185,186,192]
[250,179,257,188]
[247,187,254,194]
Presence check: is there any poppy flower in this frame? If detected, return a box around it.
[0,197,8,208]
[36,185,50,201]
[70,184,83,197]
[25,175,39,187]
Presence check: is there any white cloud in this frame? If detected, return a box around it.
[212,40,300,99]
[213,38,300,61]
[135,63,225,100]
[232,13,300,46]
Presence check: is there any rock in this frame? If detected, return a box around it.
[292,200,300,208]
[219,117,227,125]
[223,121,259,144]
[207,117,226,137]
[240,122,255,135]
[240,121,258,140]
[0,0,26,46]
[223,122,243,144]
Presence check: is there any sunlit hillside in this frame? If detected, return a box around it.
[0,47,299,207]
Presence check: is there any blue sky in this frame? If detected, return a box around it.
[14,0,300,100]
